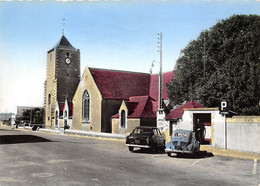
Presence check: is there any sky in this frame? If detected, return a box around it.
[0,0,259,114]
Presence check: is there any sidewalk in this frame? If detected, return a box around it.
[200,145,260,161]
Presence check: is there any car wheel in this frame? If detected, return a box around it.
[152,144,157,152]
[128,146,134,152]
[161,141,166,151]
[167,152,171,157]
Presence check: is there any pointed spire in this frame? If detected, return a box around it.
[48,35,77,53]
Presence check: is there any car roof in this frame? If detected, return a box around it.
[173,129,192,134]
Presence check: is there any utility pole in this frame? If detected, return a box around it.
[158,32,163,111]
[30,107,33,127]
[203,32,206,78]
[157,32,166,131]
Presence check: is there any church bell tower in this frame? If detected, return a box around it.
[44,35,80,128]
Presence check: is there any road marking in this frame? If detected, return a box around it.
[31,172,54,178]
[192,159,203,165]
[252,159,257,175]
[151,154,163,158]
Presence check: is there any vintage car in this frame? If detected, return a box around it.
[126,126,165,152]
[165,129,200,156]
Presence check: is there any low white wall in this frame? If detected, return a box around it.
[167,109,260,154]
[211,111,226,149]
[227,116,260,154]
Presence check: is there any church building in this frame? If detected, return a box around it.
[72,67,151,132]
[44,35,174,134]
[72,67,174,133]
[44,35,80,129]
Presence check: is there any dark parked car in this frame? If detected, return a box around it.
[165,129,200,156]
[126,126,165,152]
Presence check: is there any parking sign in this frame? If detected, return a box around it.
[219,101,229,114]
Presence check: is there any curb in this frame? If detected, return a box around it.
[200,145,260,161]
[37,128,126,140]
[65,129,126,139]
[39,128,60,134]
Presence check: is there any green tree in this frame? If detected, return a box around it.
[168,14,260,115]
[21,109,31,122]
[21,108,44,124]
[33,108,44,124]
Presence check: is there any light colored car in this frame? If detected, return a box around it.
[165,129,200,156]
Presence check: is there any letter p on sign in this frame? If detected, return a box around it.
[220,101,229,114]
[221,101,227,111]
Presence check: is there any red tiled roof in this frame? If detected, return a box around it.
[90,68,150,100]
[112,96,158,119]
[59,103,65,112]
[166,101,205,120]
[128,96,157,118]
[149,71,174,100]
[58,103,65,117]
[58,101,73,117]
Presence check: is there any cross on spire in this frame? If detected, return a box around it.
[61,18,66,36]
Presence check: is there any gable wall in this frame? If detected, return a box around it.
[72,68,102,132]
[112,101,141,135]
[112,118,140,135]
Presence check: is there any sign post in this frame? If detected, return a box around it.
[219,101,229,149]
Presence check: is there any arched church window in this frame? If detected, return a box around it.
[120,110,126,128]
[82,91,90,122]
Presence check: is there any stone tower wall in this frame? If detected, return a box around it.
[56,49,80,103]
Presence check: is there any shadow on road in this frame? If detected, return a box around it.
[132,148,166,154]
[132,148,214,158]
[0,135,53,145]
[169,151,214,159]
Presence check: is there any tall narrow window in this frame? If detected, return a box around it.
[48,94,51,105]
[55,111,58,127]
[120,110,126,128]
[82,91,90,122]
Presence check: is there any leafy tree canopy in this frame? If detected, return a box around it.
[168,14,260,115]
[21,107,44,124]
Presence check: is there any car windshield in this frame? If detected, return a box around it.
[133,128,153,135]
[174,132,188,137]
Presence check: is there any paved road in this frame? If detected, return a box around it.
[0,128,259,186]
